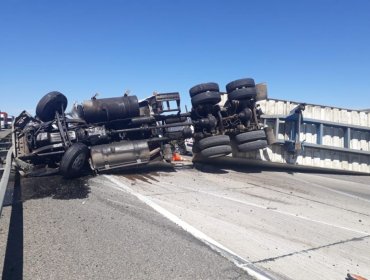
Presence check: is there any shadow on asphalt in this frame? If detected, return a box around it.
[193,156,369,176]
[193,162,230,174]
[103,161,177,184]
[2,172,23,280]
[105,161,176,175]
[20,175,91,201]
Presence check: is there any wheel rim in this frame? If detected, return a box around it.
[72,153,86,170]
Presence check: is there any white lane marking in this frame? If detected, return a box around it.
[104,175,273,280]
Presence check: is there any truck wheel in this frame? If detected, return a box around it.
[238,140,267,152]
[235,130,266,144]
[200,145,232,158]
[226,78,255,93]
[228,87,257,101]
[189,82,219,97]
[191,91,221,106]
[36,91,68,122]
[60,143,89,178]
[198,135,230,150]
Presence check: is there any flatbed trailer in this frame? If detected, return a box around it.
[231,98,370,174]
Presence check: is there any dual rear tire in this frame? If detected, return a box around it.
[193,135,232,158]
[234,130,268,152]
[189,82,221,106]
[226,78,257,101]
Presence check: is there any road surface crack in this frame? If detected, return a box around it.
[252,235,370,264]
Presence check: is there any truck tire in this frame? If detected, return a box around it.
[198,135,230,150]
[235,130,266,144]
[189,82,219,97]
[36,91,68,122]
[200,145,232,158]
[228,87,257,101]
[191,91,221,106]
[60,143,89,178]
[226,78,255,93]
[238,140,267,152]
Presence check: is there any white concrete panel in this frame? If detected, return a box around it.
[256,99,370,173]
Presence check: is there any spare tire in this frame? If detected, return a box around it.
[36,91,68,121]
[60,143,89,178]
[226,78,255,93]
[198,135,230,150]
[200,145,232,158]
[191,91,221,106]
[228,87,257,101]
[189,82,219,97]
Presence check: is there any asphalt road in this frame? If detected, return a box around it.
[1,158,369,280]
[0,170,254,280]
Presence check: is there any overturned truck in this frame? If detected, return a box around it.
[13,77,274,178]
[14,92,192,177]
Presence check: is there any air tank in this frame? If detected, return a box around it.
[81,96,140,123]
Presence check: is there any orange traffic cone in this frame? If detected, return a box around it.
[172,152,182,161]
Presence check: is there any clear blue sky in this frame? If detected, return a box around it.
[1,0,370,116]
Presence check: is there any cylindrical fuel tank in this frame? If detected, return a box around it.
[90,140,150,171]
[81,96,140,123]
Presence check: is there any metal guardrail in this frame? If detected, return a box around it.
[0,147,13,216]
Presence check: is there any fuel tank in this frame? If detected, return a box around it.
[81,96,140,123]
[90,140,150,171]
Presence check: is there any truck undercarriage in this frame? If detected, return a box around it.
[13,77,274,178]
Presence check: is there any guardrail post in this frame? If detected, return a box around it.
[317,123,323,145]
[274,118,280,140]
[344,127,351,149]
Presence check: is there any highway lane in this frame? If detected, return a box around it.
[104,159,370,280]
[0,170,254,280]
[0,158,369,280]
